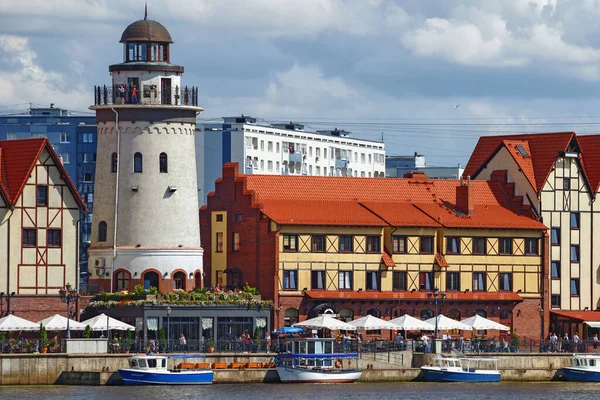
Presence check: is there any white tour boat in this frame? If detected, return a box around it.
[276,337,362,383]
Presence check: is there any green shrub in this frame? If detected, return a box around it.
[83,325,92,339]
[158,327,166,350]
[124,329,133,351]
[39,324,47,349]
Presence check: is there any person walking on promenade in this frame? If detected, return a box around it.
[179,333,187,353]
[563,333,570,353]
[593,334,599,350]
[573,332,580,353]
[131,85,138,104]
[265,332,271,353]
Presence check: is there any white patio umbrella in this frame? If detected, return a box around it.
[460,315,509,331]
[348,315,399,330]
[389,314,435,331]
[38,314,86,331]
[293,315,356,331]
[0,314,39,331]
[80,313,135,331]
[425,314,473,331]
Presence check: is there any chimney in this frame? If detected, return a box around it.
[456,175,474,215]
[222,162,239,179]
[403,171,427,180]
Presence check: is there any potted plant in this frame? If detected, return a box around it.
[39,323,48,354]
[0,332,5,353]
[252,327,261,352]
[124,329,133,354]
[158,327,167,352]
[49,336,58,353]
[206,340,215,353]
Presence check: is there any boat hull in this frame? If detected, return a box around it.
[562,367,600,382]
[421,367,500,383]
[276,366,362,383]
[118,368,214,385]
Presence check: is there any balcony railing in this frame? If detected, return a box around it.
[93,84,199,107]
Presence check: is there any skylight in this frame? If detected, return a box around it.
[516,144,529,157]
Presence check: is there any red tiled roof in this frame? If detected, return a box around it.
[236,173,545,229]
[0,138,86,210]
[464,132,576,192]
[502,140,537,189]
[577,134,600,194]
[382,249,395,267]
[259,200,387,226]
[551,310,600,322]
[305,290,523,302]
[0,148,9,204]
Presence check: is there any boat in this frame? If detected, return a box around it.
[561,354,600,381]
[276,337,362,383]
[118,354,214,385]
[421,356,500,382]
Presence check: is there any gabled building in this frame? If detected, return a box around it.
[0,138,87,321]
[200,163,548,340]
[464,132,600,336]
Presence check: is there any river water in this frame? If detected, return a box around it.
[3,382,600,400]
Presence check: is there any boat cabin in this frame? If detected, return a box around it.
[572,355,600,368]
[283,338,336,355]
[128,355,168,370]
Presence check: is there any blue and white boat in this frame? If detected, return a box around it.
[562,354,600,381]
[118,354,213,385]
[421,357,500,382]
[276,337,362,383]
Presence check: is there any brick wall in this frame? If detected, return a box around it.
[8,295,92,322]
[200,163,277,300]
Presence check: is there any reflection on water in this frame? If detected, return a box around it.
[4,382,600,400]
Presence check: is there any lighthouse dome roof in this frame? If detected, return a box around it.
[120,19,173,44]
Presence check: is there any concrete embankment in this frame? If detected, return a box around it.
[0,352,574,385]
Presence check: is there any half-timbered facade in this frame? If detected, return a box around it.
[465,132,600,336]
[0,138,86,321]
[200,163,548,340]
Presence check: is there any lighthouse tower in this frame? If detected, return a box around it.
[88,9,203,293]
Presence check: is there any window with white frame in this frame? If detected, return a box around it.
[268,141,273,152]
[60,152,70,164]
[276,142,280,153]
[31,132,46,138]
[60,132,70,143]
[267,160,273,171]
[276,161,280,171]
[338,271,353,290]
[7,132,17,140]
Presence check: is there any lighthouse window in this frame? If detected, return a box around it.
[134,152,143,173]
[151,43,166,61]
[159,152,168,173]
[127,42,148,61]
[111,152,118,173]
[98,221,107,242]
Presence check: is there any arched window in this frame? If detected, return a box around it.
[173,271,186,290]
[111,152,118,173]
[115,270,130,292]
[194,272,202,290]
[143,271,159,290]
[367,308,381,318]
[420,308,434,320]
[394,309,407,318]
[98,221,107,242]
[339,309,354,322]
[284,308,299,327]
[134,152,143,173]
[474,309,487,318]
[447,308,461,321]
[159,152,168,173]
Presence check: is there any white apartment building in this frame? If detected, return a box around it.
[196,116,386,203]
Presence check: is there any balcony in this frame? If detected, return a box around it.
[93,84,199,107]
[335,159,349,169]
[289,152,303,163]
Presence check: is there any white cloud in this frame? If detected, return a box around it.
[0,35,88,109]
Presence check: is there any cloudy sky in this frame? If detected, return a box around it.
[2,0,600,166]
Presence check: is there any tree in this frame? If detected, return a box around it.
[82,325,92,339]
[124,329,133,352]
[39,324,47,349]
[158,327,167,351]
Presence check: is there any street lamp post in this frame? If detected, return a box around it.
[58,283,79,339]
[166,306,172,353]
[538,305,544,352]
[427,287,446,352]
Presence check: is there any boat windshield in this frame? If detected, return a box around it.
[574,357,597,367]
[137,359,147,369]
[129,359,138,368]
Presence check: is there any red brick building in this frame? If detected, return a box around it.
[200,163,549,341]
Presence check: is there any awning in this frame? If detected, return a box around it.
[305,290,523,302]
[552,310,600,327]
[435,253,449,268]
